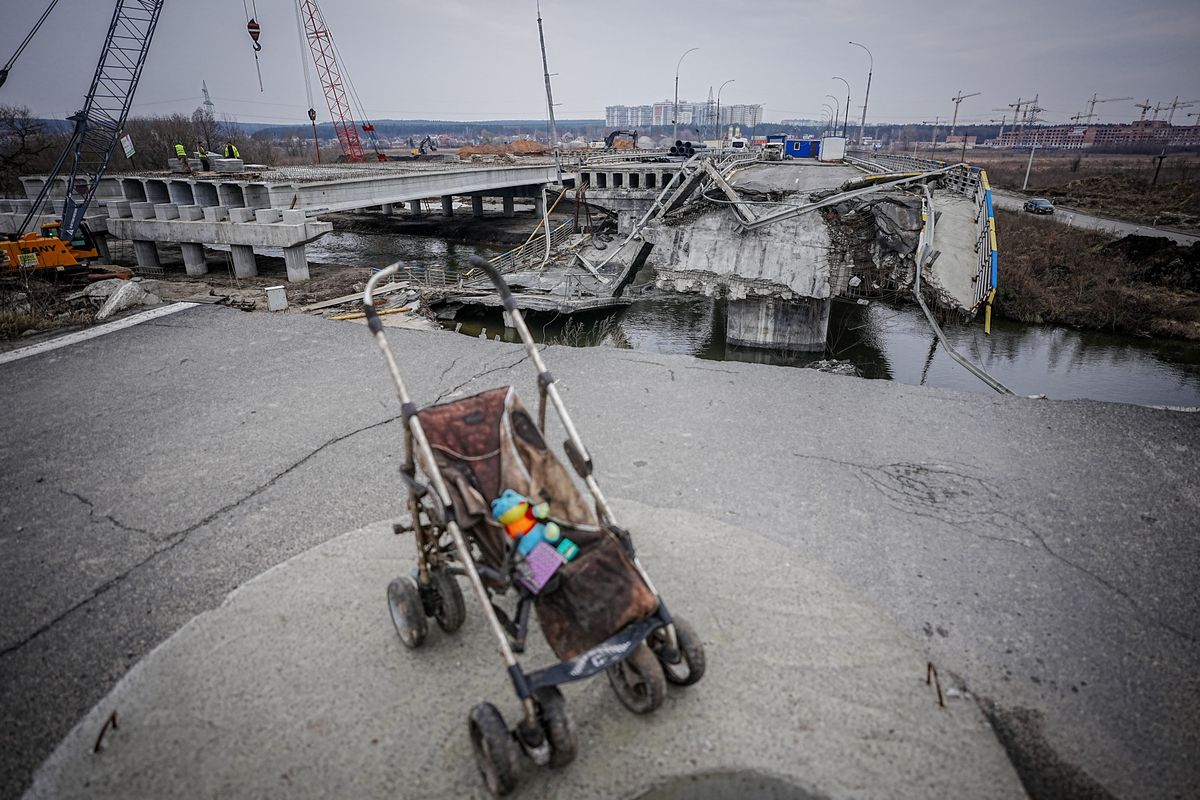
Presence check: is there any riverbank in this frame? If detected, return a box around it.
[993,208,1200,340]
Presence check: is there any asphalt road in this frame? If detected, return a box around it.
[1,306,1198,798]
[990,189,1199,244]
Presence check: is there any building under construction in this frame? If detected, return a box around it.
[995,119,1200,150]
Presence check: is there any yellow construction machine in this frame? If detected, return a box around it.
[1,221,102,275]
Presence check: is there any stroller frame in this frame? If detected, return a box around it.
[362,255,702,794]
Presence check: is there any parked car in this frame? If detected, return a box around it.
[1023,198,1055,214]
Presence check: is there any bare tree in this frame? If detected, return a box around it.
[0,105,65,194]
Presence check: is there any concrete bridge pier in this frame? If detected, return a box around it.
[441,196,454,216]
[180,243,207,277]
[502,192,515,218]
[408,200,422,216]
[381,203,394,215]
[230,244,257,278]
[132,240,160,271]
[725,296,831,351]
[471,195,484,219]
[283,244,309,282]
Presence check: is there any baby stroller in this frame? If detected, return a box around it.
[361,255,705,796]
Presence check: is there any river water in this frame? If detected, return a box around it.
[308,230,1200,408]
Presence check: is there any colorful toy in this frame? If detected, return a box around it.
[491,489,563,556]
[491,489,580,593]
[517,541,566,593]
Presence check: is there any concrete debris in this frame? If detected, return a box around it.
[806,359,863,377]
[95,281,159,321]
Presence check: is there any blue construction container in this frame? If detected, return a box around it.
[786,139,820,158]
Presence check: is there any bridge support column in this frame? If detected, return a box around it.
[180,242,208,277]
[230,244,258,278]
[441,196,454,216]
[132,240,160,271]
[725,296,830,351]
[533,193,545,218]
[381,203,394,215]
[502,192,515,218]
[471,195,484,219]
[409,200,422,216]
[283,243,310,282]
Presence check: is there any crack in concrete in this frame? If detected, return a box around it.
[0,413,404,661]
[2,345,538,660]
[791,451,1198,645]
[433,352,530,404]
[57,489,156,540]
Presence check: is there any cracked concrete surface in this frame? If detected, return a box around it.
[1,305,1198,798]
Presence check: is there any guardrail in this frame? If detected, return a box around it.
[854,152,999,326]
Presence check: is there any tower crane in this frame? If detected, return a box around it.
[1134,99,1153,121]
[948,90,980,137]
[2,0,165,274]
[1155,97,1198,125]
[1070,94,1134,125]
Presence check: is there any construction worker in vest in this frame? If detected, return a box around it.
[224,141,241,159]
[195,142,211,172]
[174,142,192,173]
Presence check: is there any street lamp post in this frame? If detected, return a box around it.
[825,94,840,138]
[716,78,734,152]
[821,104,835,136]
[832,76,851,137]
[848,40,873,146]
[673,47,699,146]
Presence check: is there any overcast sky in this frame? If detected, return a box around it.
[2,0,1198,129]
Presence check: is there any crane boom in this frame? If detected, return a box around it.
[18,0,165,239]
[298,0,365,162]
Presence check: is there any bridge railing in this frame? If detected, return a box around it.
[856,152,999,322]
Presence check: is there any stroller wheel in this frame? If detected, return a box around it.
[386,576,427,649]
[651,615,706,686]
[606,643,666,714]
[468,702,519,797]
[534,686,578,768]
[431,568,466,633]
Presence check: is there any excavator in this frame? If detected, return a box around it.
[2,0,164,276]
[409,135,438,158]
[604,129,638,149]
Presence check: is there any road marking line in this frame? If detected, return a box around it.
[0,302,199,366]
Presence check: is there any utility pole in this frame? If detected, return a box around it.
[535,1,560,182]
[673,47,699,146]
[832,76,851,138]
[949,90,980,137]
[849,41,873,145]
[1022,142,1038,191]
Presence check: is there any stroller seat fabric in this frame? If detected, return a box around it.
[417,387,657,659]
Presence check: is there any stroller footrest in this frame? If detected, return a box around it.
[524,611,665,694]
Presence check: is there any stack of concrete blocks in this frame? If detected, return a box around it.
[213,159,245,174]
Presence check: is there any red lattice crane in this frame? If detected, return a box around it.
[298,0,365,162]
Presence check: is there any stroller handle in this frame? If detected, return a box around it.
[468,255,517,311]
[363,261,402,310]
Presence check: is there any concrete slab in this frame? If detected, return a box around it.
[926,195,983,311]
[2,308,1196,798]
[26,500,1026,800]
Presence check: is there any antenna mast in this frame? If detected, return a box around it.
[536,1,560,177]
